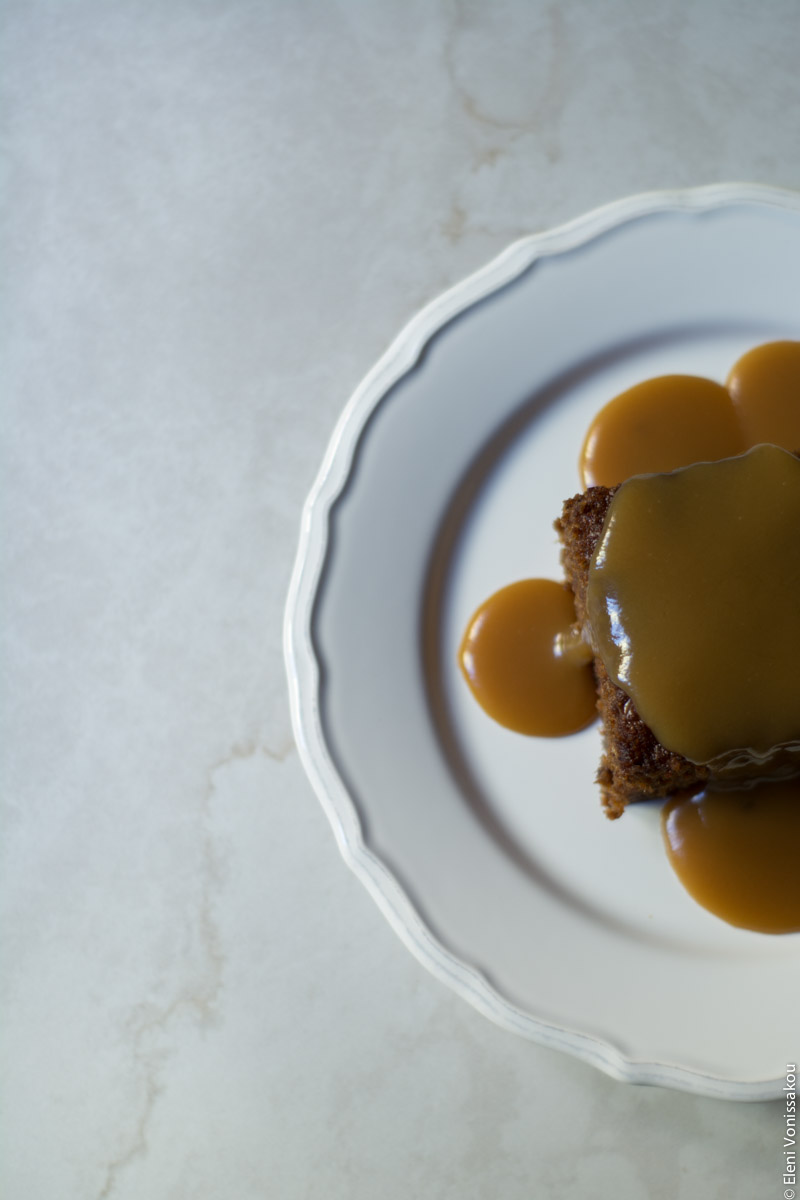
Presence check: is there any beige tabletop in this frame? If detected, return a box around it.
[4,3,799,1197]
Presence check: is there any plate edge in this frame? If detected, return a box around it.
[283,182,800,1101]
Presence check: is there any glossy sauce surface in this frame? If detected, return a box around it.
[459,579,596,736]
[662,780,800,933]
[579,340,800,488]
[580,375,745,488]
[728,339,800,450]
[586,444,800,765]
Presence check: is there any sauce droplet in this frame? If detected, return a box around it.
[582,374,743,487]
[459,579,596,737]
[662,780,800,933]
[580,342,800,490]
[579,375,744,488]
[726,339,800,451]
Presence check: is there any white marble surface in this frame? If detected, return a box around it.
[4,3,800,1197]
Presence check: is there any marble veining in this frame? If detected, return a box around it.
[4,0,800,1196]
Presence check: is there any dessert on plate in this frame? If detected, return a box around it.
[556,444,800,818]
[459,341,800,929]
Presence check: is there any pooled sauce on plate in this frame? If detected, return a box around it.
[459,339,800,930]
[728,339,800,450]
[580,339,800,488]
[662,780,800,933]
[580,375,745,488]
[459,579,595,736]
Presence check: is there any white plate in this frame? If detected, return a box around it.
[285,185,800,1100]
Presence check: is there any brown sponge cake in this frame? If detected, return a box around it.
[555,486,710,818]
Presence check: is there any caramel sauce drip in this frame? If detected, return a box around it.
[587,444,800,766]
[662,780,800,933]
[459,579,596,737]
[580,375,745,488]
[728,339,800,450]
[579,340,800,488]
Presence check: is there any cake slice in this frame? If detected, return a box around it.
[555,485,710,819]
[557,446,800,818]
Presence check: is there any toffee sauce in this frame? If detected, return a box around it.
[662,781,800,934]
[458,339,800,932]
[459,579,595,737]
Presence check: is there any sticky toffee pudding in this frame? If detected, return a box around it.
[459,340,800,930]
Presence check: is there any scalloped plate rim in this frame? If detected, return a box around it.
[284,183,800,1101]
